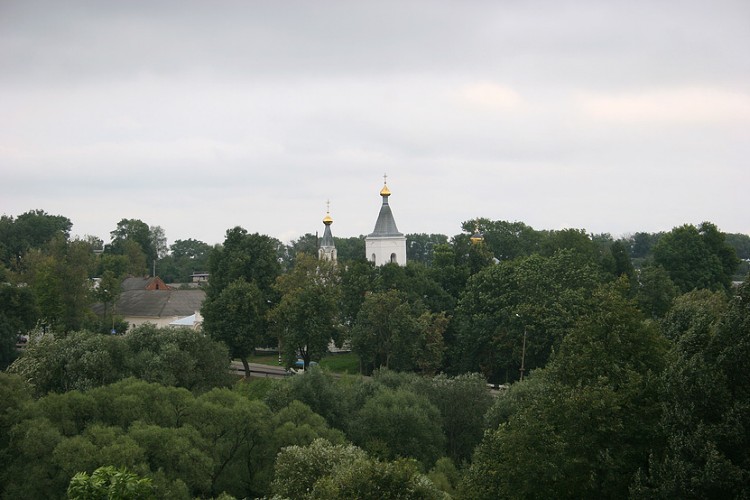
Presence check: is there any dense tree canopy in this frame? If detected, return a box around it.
[634,280,750,498]
[348,387,445,468]
[331,236,366,263]
[8,325,231,396]
[0,378,279,498]
[405,233,449,265]
[653,222,739,293]
[351,289,438,374]
[454,249,602,383]
[0,209,72,267]
[3,207,750,498]
[463,282,668,499]
[157,238,213,283]
[461,218,542,261]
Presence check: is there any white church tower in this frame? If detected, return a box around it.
[365,176,407,266]
[318,201,337,262]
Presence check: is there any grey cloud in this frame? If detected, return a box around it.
[1,0,748,244]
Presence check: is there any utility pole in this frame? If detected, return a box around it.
[519,324,527,381]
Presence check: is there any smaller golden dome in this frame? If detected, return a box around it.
[323,213,333,225]
[470,222,484,244]
[380,184,391,196]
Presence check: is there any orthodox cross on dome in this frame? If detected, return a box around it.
[379,173,391,197]
[323,199,333,225]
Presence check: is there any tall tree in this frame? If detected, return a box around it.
[206,227,281,303]
[149,225,168,261]
[377,262,454,315]
[94,270,121,333]
[338,259,376,328]
[202,227,282,374]
[350,290,428,374]
[724,232,750,260]
[106,219,164,276]
[269,254,341,370]
[0,283,37,369]
[429,243,470,300]
[283,233,319,269]
[628,231,663,259]
[460,218,542,261]
[0,209,72,267]
[653,222,738,293]
[21,237,96,333]
[635,264,680,319]
[540,227,601,264]
[202,279,268,377]
[602,239,635,281]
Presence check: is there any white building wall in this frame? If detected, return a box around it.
[365,235,407,266]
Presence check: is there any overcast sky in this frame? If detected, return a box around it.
[1,1,748,247]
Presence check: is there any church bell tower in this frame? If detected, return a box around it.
[318,201,337,262]
[365,175,407,266]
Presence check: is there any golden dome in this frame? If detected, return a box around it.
[380,184,391,196]
[470,222,484,244]
[323,213,333,225]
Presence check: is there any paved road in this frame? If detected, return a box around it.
[230,361,290,379]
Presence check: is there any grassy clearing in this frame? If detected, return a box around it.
[248,353,281,366]
[319,352,359,374]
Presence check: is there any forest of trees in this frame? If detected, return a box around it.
[1,208,749,498]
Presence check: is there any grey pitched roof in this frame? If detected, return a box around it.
[368,196,403,237]
[92,281,205,318]
[121,277,153,291]
[116,289,205,317]
[320,223,335,247]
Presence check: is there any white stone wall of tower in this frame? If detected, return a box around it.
[319,246,337,262]
[366,236,407,266]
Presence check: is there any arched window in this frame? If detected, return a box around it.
[390,253,397,263]
[371,253,376,263]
